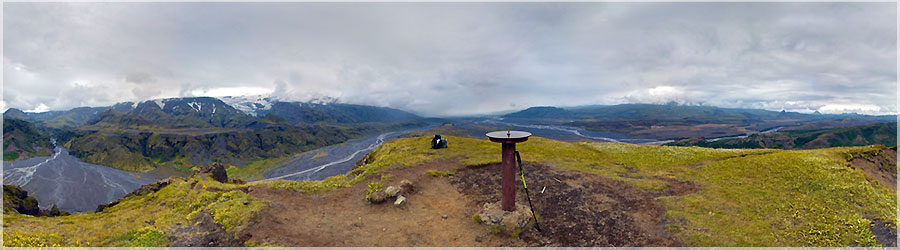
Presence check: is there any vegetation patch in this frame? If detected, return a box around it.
[365,182,384,200]
[112,226,169,247]
[226,156,290,180]
[3,177,267,247]
[426,170,455,177]
[4,151,20,161]
[310,151,328,160]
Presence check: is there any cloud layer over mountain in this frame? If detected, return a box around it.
[3,2,896,116]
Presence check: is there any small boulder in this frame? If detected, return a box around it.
[384,186,401,197]
[198,163,229,183]
[399,179,414,193]
[394,195,407,206]
[366,192,388,204]
[48,204,69,217]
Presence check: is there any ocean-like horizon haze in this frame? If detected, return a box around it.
[3,2,897,116]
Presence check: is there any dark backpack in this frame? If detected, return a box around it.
[431,134,448,149]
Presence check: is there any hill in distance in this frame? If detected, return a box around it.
[503,103,895,140]
[666,122,898,149]
[2,119,53,161]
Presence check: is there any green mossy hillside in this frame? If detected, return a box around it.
[2,176,266,247]
[5,135,895,247]
[258,135,895,246]
[3,119,53,161]
[63,120,428,173]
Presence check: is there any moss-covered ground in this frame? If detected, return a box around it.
[255,135,895,246]
[3,176,266,247]
[4,135,895,246]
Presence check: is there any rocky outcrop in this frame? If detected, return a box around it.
[197,163,229,183]
[3,185,40,215]
[3,185,69,217]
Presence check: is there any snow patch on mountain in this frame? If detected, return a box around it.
[153,99,167,109]
[220,95,276,116]
[187,102,202,112]
[308,96,339,105]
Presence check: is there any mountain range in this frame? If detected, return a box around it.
[504,103,896,140]
[3,96,428,174]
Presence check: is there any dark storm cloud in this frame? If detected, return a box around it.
[3,2,896,116]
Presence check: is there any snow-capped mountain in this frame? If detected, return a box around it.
[219,95,278,117]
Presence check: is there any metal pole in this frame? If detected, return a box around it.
[501,143,516,211]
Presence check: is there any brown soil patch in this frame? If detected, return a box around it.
[239,160,697,246]
[449,162,696,247]
[850,147,897,191]
[240,160,525,246]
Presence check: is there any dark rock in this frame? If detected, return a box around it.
[48,204,69,216]
[3,185,71,217]
[3,185,41,216]
[95,200,120,213]
[172,211,242,247]
[400,179,415,194]
[198,163,229,183]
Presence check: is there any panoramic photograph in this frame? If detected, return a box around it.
[2,2,897,247]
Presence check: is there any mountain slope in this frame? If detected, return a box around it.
[258,101,422,124]
[86,97,264,130]
[507,103,894,123]
[3,119,53,161]
[665,122,898,149]
[3,107,111,129]
[502,104,894,140]
[502,106,571,119]
[64,120,428,173]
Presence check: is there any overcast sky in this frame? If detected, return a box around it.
[3,2,897,116]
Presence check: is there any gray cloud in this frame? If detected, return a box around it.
[3,2,896,116]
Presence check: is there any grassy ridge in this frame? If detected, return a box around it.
[3,176,266,247]
[259,135,894,246]
[5,135,895,246]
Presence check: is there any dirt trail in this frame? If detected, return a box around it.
[241,160,696,246]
